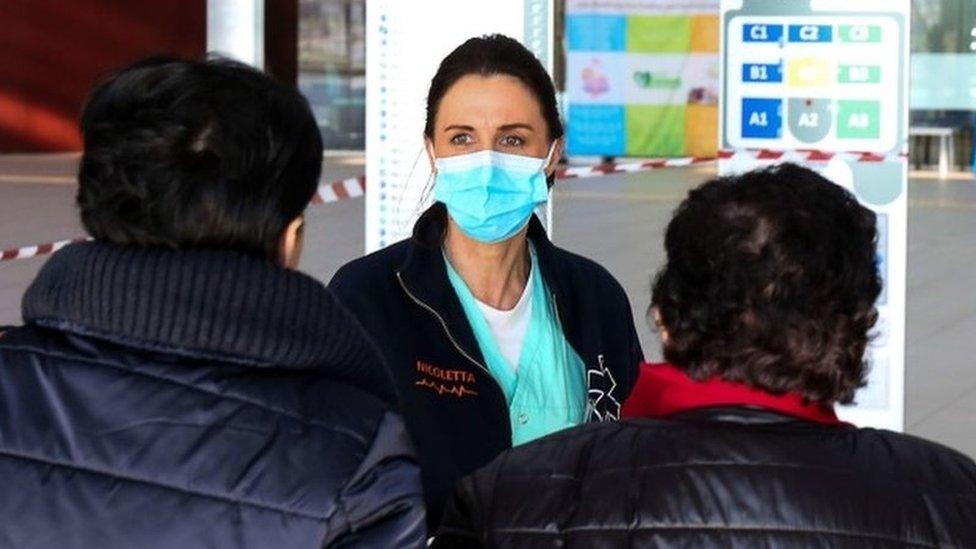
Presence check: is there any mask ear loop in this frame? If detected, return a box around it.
[418,170,436,214]
[391,145,436,238]
[541,140,558,239]
[417,142,437,215]
[541,141,557,173]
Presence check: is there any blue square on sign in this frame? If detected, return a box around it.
[567,104,626,155]
[743,24,783,43]
[741,98,782,139]
[742,63,783,83]
[788,24,832,43]
[567,15,627,51]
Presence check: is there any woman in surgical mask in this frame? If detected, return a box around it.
[329,34,643,529]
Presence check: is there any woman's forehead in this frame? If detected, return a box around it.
[436,74,545,129]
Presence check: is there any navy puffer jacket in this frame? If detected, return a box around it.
[0,243,425,548]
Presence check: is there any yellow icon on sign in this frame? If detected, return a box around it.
[787,57,831,87]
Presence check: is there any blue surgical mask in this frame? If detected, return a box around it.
[433,145,554,244]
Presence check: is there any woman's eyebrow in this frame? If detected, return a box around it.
[498,123,535,132]
[443,124,476,132]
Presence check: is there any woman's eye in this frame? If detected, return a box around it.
[501,135,525,147]
[450,134,473,146]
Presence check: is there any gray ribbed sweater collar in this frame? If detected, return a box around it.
[22,242,396,404]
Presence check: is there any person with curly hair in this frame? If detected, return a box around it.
[433,163,976,548]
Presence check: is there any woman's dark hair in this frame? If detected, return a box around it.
[77,56,323,260]
[652,163,881,405]
[424,34,564,141]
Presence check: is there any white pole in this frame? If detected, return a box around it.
[546,193,554,240]
[206,0,265,69]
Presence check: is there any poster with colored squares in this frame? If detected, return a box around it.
[723,13,904,152]
[565,0,720,158]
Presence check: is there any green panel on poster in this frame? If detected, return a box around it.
[626,105,685,156]
[627,16,692,53]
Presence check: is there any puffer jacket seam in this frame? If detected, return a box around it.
[670,462,968,495]
[491,523,950,548]
[0,343,372,446]
[0,448,330,521]
[499,459,974,496]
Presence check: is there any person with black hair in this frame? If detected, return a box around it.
[329,34,643,528]
[0,58,425,547]
[434,164,976,547]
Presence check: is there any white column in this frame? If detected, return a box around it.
[207,0,265,69]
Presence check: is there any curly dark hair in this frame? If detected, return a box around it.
[651,163,881,404]
[77,57,323,259]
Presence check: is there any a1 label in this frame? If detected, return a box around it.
[742,98,783,138]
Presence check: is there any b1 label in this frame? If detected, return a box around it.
[743,62,783,83]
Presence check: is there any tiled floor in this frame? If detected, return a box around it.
[1,155,974,458]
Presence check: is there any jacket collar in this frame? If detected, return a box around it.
[22,242,397,405]
[622,362,845,426]
[396,203,485,371]
[396,204,574,372]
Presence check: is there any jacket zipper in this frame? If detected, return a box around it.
[396,270,491,376]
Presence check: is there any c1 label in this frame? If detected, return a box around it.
[743,23,783,43]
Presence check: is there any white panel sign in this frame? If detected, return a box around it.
[719,0,909,431]
[365,0,553,252]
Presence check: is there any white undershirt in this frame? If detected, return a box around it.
[474,272,533,375]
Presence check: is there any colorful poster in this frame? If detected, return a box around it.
[566,0,720,158]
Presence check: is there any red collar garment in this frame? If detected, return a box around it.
[621,362,845,426]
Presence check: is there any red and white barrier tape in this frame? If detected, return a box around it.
[1,157,714,263]
[556,156,715,179]
[312,175,365,204]
[2,238,90,262]
[718,149,908,163]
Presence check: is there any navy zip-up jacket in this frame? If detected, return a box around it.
[0,243,426,548]
[329,204,643,528]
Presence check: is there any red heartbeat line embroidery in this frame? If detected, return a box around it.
[415,379,479,398]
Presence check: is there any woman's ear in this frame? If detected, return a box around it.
[277,216,305,269]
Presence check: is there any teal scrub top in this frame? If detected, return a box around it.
[445,245,586,446]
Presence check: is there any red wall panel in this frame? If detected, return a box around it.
[0,0,205,152]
